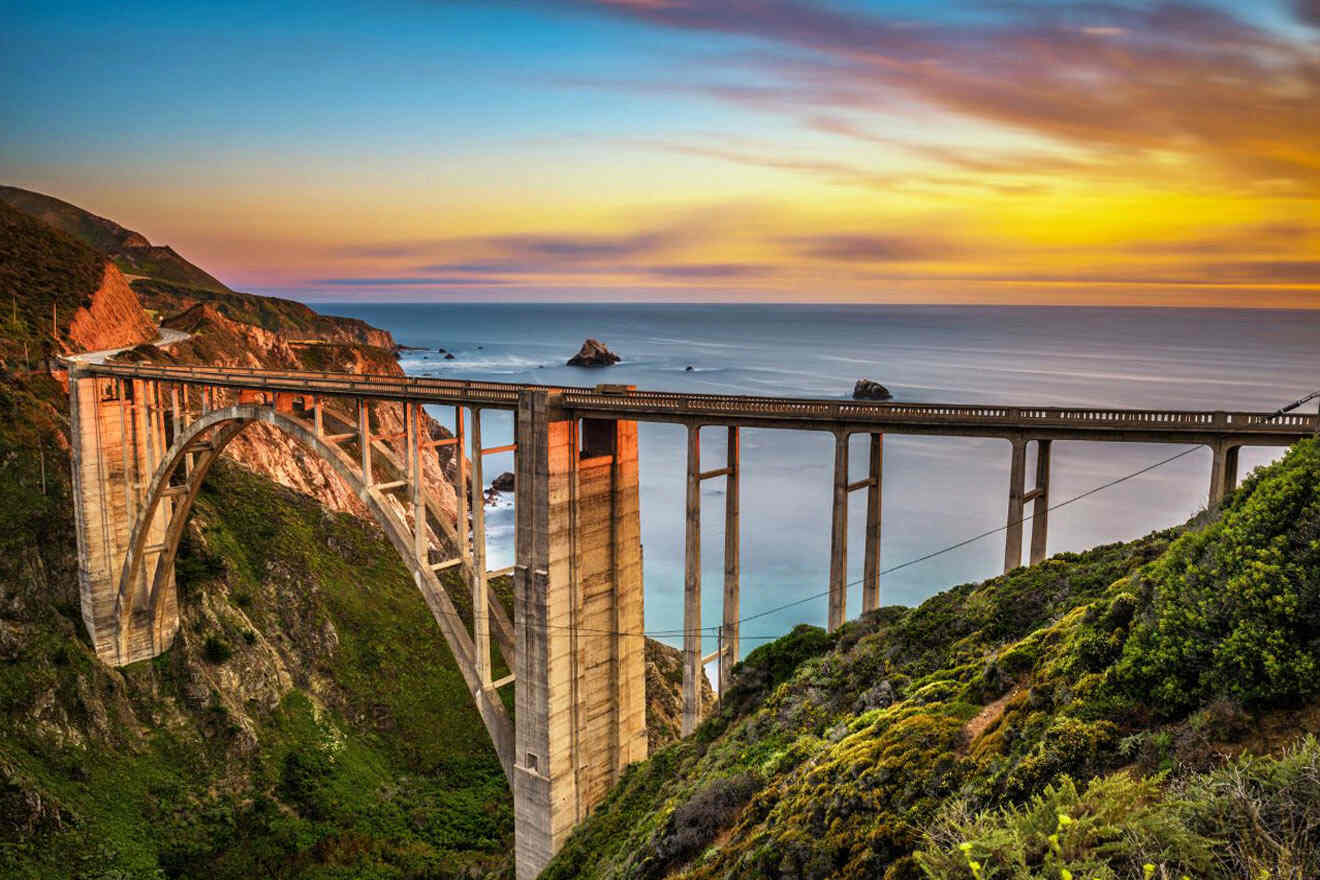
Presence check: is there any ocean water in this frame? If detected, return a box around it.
[312,302,1320,659]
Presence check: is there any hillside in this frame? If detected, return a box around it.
[0,201,157,365]
[0,186,229,293]
[544,442,1320,880]
[136,279,393,349]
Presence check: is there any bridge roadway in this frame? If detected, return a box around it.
[76,361,1318,445]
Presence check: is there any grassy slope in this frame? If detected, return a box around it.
[544,441,1320,880]
[0,371,513,879]
[0,186,228,293]
[0,201,105,365]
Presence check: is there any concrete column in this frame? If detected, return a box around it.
[1004,436,1027,574]
[408,402,426,559]
[68,371,177,665]
[358,398,372,486]
[1208,441,1236,506]
[828,430,849,631]
[862,433,883,614]
[720,426,740,694]
[1225,445,1240,494]
[1029,439,1051,565]
[455,407,469,563]
[471,408,491,687]
[682,423,702,736]
[512,391,646,880]
[513,391,555,879]
[169,385,181,448]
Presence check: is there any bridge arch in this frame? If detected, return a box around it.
[113,402,514,778]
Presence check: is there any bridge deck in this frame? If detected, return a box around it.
[75,361,1317,444]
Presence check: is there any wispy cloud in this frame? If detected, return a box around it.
[790,233,961,262]
[552,0,1320,197]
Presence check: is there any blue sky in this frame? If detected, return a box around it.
[2,0,1317,304]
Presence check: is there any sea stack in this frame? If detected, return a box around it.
[567,338,621,366]
[853,379,892,400]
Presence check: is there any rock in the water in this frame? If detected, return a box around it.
[491,472,515,492]
[685,365,694,372]
[567,338,621,367]
[443,352,455,360]
[853,379,892,400]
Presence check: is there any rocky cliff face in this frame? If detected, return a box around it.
[63,262,158,353]
[645,639,718,751]
[138,280,395,350]
[133,302,459,525]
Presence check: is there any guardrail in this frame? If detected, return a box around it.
[74,361,1319,436]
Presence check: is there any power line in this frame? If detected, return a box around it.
[733,443,1203,628]
[445,388,1319,644]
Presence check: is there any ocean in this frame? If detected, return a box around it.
[311,302,1320,659]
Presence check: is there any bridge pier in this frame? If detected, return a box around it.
[720,426,740,695]
[683,424,701,736]
[1004,437,1051,573]
[861,433,884,614]
[828,431,849,631]
[682,424,743,730]
[828,431,885,630]
[513,391,646,880]
[1208,441,1240,506]
[69,372,178,664]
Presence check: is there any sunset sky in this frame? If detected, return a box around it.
[3,0,1317,305]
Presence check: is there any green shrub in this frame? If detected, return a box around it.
[917,737,1320,880]
[1116,439,1320,716]
[202,636,233,664]
[636,773,761,880]
[915,771,1214,880]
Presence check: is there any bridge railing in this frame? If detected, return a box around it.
[73,362,1319,435]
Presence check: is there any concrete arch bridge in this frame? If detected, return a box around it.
[66,362,1316,879]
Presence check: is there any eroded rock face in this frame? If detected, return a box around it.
[65,263,157,353]
[490,472,515,493]
[143,302,461,526]
[852,378,892,400]
[567,338,621,366]
[645,639,717,751]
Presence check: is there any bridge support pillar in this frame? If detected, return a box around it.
[1003,437,1027,573]
[1005,438,1051,572]
[513,391,646,880]
[1208,441,1240,506]
[1029,440,1051,565]
[682,423,702,735]
[719,426,740,695]
[861,433,883,614]
[69,371,177,664]
[828,430,849,631]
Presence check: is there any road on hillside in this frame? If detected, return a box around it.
[66,327,190,365]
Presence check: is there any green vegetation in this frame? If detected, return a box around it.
[0,370,512,878]
[0,202,104,367]
[0,186,229,293]
[544,440,1320,880]
[916,736,1320,880]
